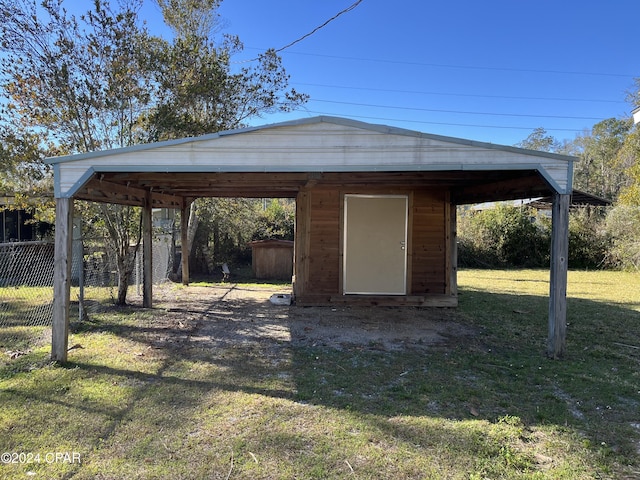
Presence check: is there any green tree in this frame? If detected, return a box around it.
[145,0,306,273]
[516,127,560,152]
[571,118,633,200]
[617,126,640,206]
[1,0,307,300]
[145,0,306,140]
[0,0,153,304]
[0,126,55,224]
[253,199,295,241]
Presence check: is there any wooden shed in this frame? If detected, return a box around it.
[46,116,575,362]
[249,239,294,280]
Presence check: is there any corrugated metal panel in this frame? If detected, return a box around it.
[47,116,575,198]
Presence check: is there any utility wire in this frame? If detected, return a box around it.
[273,0,363,54]
[292,82,625,105]
[299,110,587,133]
[237,0,364,63]
[276,49,636,79]
[309,98,606,121]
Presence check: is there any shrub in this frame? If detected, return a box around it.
[567,207,611,269]
[458,204,612,269]
[605,205,640,270]
[458,205,549,268]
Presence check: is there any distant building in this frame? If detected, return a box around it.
[633,106,640,125]
[0,196,53,243]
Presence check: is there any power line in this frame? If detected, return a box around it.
[309,98,606,121]
[276,49,636,79]
[292,81,625,105]
[297,109,588,133]
[237,1,364,63]
[272,1,363,54]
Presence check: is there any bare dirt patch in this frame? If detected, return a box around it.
[148,283,476,352]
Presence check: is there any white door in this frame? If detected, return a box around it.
[343,195,408,295]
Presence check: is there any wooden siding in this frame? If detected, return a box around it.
[306,189,341,295]
[250,240,294,280]
[295,185,451,304]
[410,189,448,295]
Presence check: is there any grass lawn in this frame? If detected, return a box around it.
[1,270,639,479]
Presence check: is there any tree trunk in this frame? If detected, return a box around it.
[177,201,199,280]
[116,255,129,305]
[101,204,142,306]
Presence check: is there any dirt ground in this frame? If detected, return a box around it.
[148,284,476,352]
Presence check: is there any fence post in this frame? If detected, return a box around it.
[52,197,73,363]
[73,216,84,321]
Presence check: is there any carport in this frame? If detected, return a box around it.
[47,116,575,362]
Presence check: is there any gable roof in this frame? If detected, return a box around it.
[46,116,575,205]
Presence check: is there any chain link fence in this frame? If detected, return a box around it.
[0,242,55,353]
[1,233,173,354]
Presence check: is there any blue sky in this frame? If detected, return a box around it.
[145,0,638,147]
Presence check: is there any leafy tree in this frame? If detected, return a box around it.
[617,126,640,206]
[0,0,153,304]
[144,0,306,140]
[516,127,560,152]
[0,126,56,226]
[567,207,610,269]
[145,0,306,273]
[1,0,307,300]
[190,198,260,273]
[571,118,633,200]
[253,199,295,241]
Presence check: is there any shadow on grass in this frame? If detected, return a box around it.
[1,284,639,477]
[92,288,639,445]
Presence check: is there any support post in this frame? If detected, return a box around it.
[142,193,153,308]
[447,198,458,297]
[52,197,74,363]
[548,192,570,359]
[181,200,190,285]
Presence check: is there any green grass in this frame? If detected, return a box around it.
[1,270,639,479]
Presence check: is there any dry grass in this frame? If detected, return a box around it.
[0,270,639,479]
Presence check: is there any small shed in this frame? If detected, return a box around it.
[249,239,294,280]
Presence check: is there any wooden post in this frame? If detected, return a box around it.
[142,193,153,308]
[548,192,570,359]
[448,200,458,297]
[181,200,190,285]
[52,197,73,363]
[293,190,310,300]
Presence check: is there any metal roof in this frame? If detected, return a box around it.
[45,116,576,207]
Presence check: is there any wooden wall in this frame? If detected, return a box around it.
[250,240,294,280]
[410,189,448,295]
[294,186,453,305]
